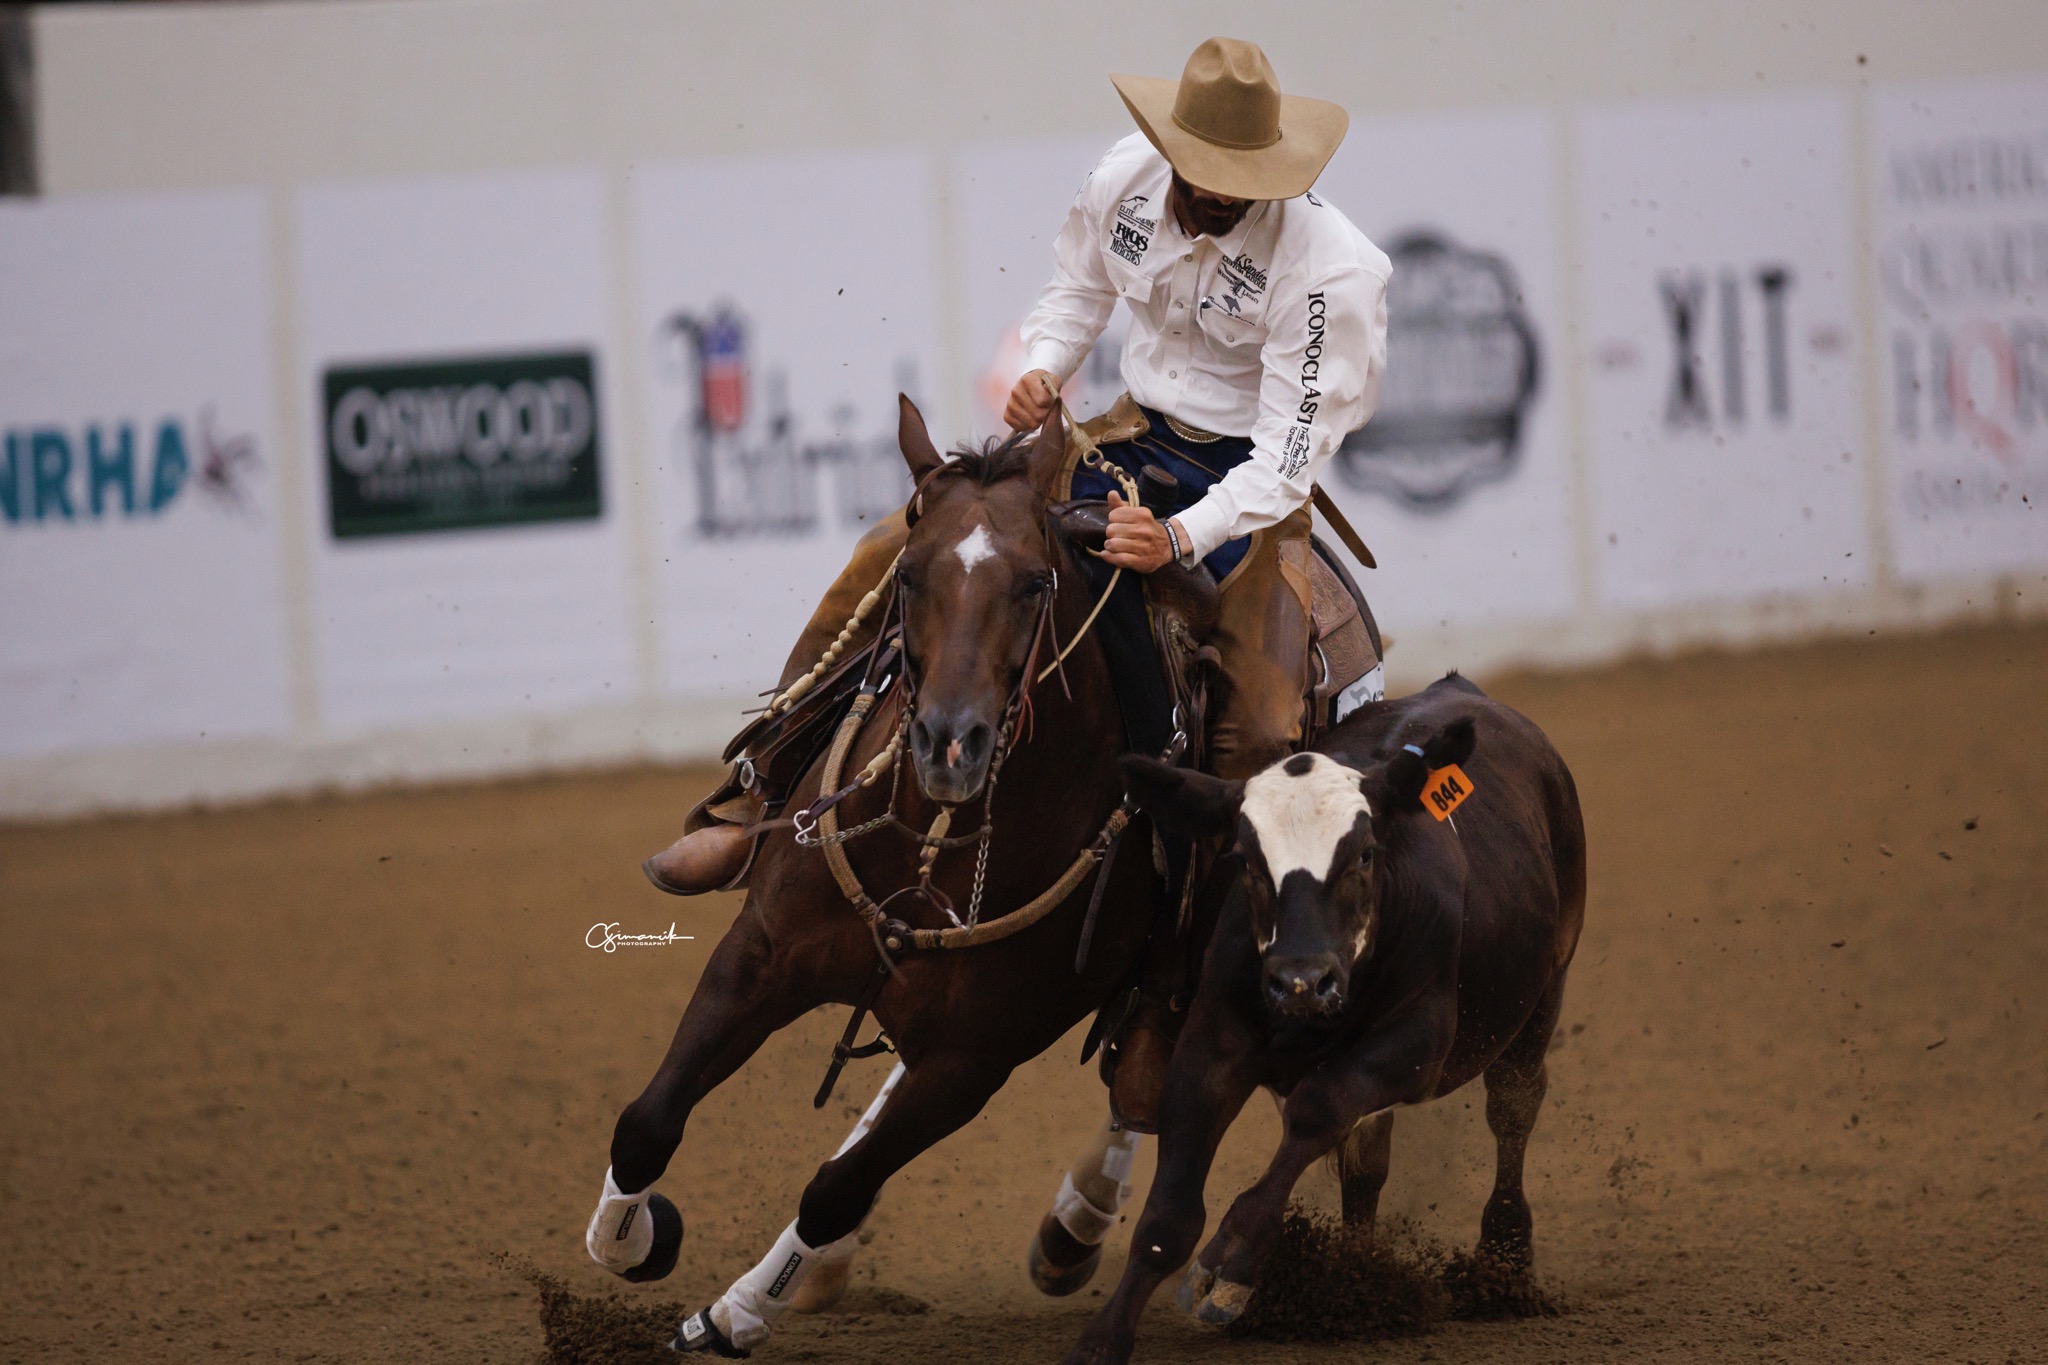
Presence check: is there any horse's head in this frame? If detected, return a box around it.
[892,395,1068,806]
[1118,717,1479,1022]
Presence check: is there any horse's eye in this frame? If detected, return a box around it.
[1024,574,1052,597]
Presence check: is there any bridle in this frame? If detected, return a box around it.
[789,446,1165,1105]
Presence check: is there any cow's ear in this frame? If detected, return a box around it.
[1120,755,1243,837]
[898,393,946,485]
[1385,716,1479,811]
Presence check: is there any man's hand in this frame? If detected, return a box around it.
[1004,368,1061,431]
[1101,491,1187,574]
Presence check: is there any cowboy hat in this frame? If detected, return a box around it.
[1112,38,1347,202]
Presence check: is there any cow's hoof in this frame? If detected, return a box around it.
[672,1308,749,1357]
[1028,1213,1103,1297]
[789,1255,852,1313]
[621,1193,683,1284]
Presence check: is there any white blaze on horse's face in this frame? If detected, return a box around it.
[953,522,997,576]
[1240,752,1373,887]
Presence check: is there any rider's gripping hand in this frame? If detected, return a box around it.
[1101,491,1186,574]
[1004,369,1061,431]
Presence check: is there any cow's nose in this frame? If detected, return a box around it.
[1263,959,1343,1015]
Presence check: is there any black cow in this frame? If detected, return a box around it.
[1063,674,1587,1365]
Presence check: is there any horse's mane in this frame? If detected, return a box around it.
[940,431,1038,487]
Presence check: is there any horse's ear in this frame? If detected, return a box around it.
[898,393,945,485]
[1120,755,1243,837]
[1026,400,1066,502]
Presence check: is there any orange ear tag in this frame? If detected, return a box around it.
[1421,765,1474,822]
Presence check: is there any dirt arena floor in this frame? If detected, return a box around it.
[4,623,2045,1364]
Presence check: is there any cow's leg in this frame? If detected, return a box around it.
[1478,977,1565,1270]
[1062,1020,1259,1365]
[676,1050,1011,1357]
[1331,1107,1395,1238]
[1185,1029,1443,1328]
[1028,1112,1145,1296]
[586,913,809,1281]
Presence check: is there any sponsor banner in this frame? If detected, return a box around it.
[1311,107,1577,633]
[953,137,1133,438]
[1577,93,1870,608]
[322,350,602,539]
[630,149,945,697]
[0,190,290,758]
[1870,77,2048,582]
[294,170,638,733]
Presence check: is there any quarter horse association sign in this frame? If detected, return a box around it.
[322,350,601,538]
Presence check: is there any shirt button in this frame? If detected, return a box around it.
[1182,253,1193,262]
[1168,370,1178,378]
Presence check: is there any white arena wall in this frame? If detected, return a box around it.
[3,0,2044,817]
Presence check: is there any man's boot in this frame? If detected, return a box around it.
[641,510,911,896]
[643,785,762,896]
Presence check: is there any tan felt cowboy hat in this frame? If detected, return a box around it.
[1112,37,1348,202]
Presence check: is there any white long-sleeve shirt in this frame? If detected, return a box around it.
[1020,134,1391,561]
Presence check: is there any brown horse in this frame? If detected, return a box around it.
[582,399,1162,1356]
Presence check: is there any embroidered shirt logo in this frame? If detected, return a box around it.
[1111,194,1155,265]
[1279,290,1327,478]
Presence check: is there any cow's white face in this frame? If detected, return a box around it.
[1236,752,1381,1019]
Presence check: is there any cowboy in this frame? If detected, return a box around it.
[644,37,1389,1123]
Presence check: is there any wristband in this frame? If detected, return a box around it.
[1164,521,1184,563]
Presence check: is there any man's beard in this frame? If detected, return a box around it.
[1170,172,1254,238]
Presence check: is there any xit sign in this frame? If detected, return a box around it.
[322,351,601,539]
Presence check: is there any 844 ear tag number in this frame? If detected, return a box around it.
[1422,765,1473,821]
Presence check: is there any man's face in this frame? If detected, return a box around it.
[1170,171,1255,238]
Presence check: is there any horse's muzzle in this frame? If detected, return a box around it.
[909,708,995,805]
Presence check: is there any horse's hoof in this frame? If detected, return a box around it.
[672,1308,749,1357]
[622,1193,683,1283]
[1028,1213,1103,1297]
[789,1255,852,1313]
[1175,1260,1214,1315]
[1190,1276,1253,1326]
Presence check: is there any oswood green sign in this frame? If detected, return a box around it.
[322,351,601,538]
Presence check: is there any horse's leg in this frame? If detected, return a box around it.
[1027,1110,1145,1296]
[1063,1020,1260,1365]
[676,1050,1012,1357]
[787,1060,906,1313]
[1477,976,1565,1271]
[1330,1107,1395,1240]
[585,913,809,1280]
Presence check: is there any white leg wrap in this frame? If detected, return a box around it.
[1052,1173,1120,1246]
[708,1219,859,1350]
[584,1167,654,1273]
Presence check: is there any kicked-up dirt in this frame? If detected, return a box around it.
[2,623,2044,1363]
